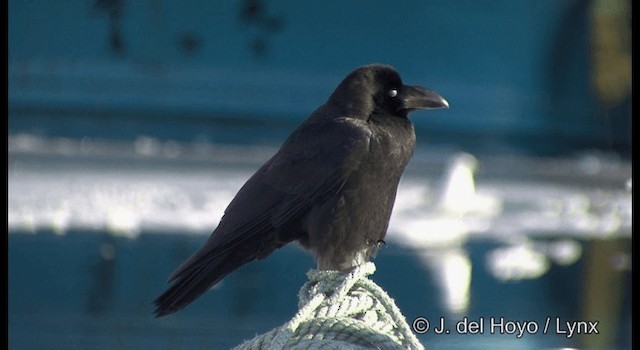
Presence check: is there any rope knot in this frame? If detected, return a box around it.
[300,262,376,307]
[233,262,424,350]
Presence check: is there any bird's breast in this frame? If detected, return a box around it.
[367,117,416,168]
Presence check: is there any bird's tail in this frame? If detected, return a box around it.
[153,246,255,317]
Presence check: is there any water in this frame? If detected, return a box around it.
[8,0,631,347]
[8,134,631,349]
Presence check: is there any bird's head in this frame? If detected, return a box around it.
[327,64,449,119]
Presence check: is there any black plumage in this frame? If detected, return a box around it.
[154,64,448,316]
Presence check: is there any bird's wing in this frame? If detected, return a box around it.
[199,117,372,257]
[154,118,371,316]
[260,119,372,228]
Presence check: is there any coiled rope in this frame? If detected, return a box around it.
[233,262,424,350]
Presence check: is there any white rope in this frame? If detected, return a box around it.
[233,262,424,350]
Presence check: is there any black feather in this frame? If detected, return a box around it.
[153,64,448,316]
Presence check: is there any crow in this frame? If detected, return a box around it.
[154,64,448,316]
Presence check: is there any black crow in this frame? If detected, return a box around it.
[154,64,448,316]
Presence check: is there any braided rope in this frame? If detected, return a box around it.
[233,262,424,350]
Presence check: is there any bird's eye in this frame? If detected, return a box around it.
[388,89,398,98]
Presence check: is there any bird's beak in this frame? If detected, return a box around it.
[400,85,449,111]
